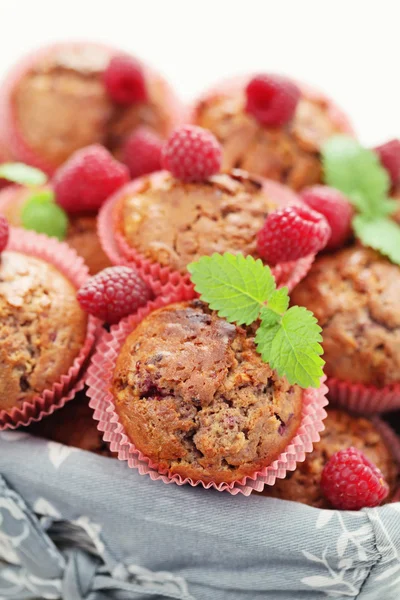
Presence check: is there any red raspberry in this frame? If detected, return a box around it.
[53,145,129,214]
[122,127,162,179]
[300,185,353,251]
[77,266,153,324]
[0,215,9,252]
[374,139,400,187]
[257,205,330,265]
[161,125,222,182]
[103,55,148,105]
[321,447,389,510]
[245,74,301,127]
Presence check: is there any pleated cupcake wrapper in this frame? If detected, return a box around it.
[327,377,400,415]
[86,295,329,496]
[0,228,100,430]
[98,172,315,301]
[371,418,400,502]
[187,74,355,136]
[0,42,185,176]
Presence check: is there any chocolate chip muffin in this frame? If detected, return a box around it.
[263,409,398,507]
[0,185,111,275]
[291,246,400,387]
[193,81,349,190]
[9,43,177,171]
[112,300,303,484]
[116,170,296,274]
[0,251,87,412]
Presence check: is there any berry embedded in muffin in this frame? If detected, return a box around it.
[0,251,87,412]
[263,409,398,508]
[112,300,303,484]
[193,75,351,190]
[291,246,400,387]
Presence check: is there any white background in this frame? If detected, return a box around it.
[0,0,398,146]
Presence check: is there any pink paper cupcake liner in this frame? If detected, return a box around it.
[0,227,100,429]
[0,42,184,176]
[187,74,355,136]
[98,172,315,301]
[86,296,328,496]
[371,418,400,502]
[327,377,400,415]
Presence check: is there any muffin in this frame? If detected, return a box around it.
[263,409,398,508]
[0,185,111,275]
[192,76,352,190]
[111,300,303,484]
[28,392,113,457]
[0,250,87,413]
[0,43,181,174]
[291,246,400,389]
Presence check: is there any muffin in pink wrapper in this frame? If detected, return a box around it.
[98,169,316,299]
[86,297,328,496]
[0,42,183,175]
[0,227,99,429]
[291,245,400,414]
[190,74,354,191]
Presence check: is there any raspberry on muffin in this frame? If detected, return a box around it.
[192,76,352,190]
[111,300,304,484]
[263,409,398,508]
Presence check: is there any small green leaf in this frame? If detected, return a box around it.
[21,192,68,241]
[267,287,289,315]
[353,214,400,265]
[257,306,324,389]
[0,163,48,186]
[322,136,390,217]
[188,253,276,325]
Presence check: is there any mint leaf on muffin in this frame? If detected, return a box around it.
[322,136,400,265]
[188,253,324,388]
[21,189,68,241]
[0,162,48,186]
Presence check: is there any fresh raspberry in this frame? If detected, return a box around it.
[257,205,330,265]
[53,145,129,214]
[103,55,148,105]
[374,139,400,187]
[245,74,301,127]
[300,185,353,251]
[122,127,162,179]
[161,125,222,182]
[77,266,153,324]
[321,447,389,510]
[0,215,9,252]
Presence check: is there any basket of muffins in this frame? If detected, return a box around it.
[0,42,399,599]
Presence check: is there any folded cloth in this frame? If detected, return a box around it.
[0,431,399,600]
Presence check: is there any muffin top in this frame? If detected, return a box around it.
[264,409,398,508]
[0,251,87,411]
[291,246,400,386]
[194,88,345,190]
[118,170,283,274]
[12,45,173,168]
[112,300,303,483]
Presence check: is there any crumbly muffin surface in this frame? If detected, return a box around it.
[195,91,344,190]
[291,246,400,386]
[0,251,87,411]
[264,409,398,507]
[119,171,278,273]
[112,300,303,483]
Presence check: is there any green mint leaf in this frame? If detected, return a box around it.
[188,253,276,325]
[322,136,390,217]
[267,287,289,315]
[353,214,400,265]
[21,192,68,241]
[0,163,48,186]
[257,306,324,389]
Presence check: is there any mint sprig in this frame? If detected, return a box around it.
[0,163,48,186]
[188,253,324,389]
[322,135,400,265]
[21,190,68,241]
